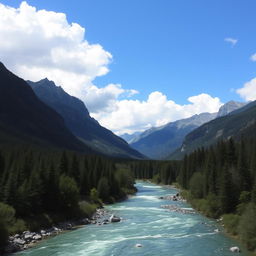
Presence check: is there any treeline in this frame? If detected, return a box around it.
[129,160,180,184]
[177,138,256,251]
[0,146,135,251]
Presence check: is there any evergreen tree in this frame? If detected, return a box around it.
[97,177,110,201]
[219,165,236,213]
[69,154,80,183]
[237,140,251,192]
[59,175,79,210]
[59,152,69,175]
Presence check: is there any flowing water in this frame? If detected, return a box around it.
[17,182,248,256]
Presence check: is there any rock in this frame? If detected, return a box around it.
[14,234,20,238]
[23,244,29,250]
[214,229,220,233]
[82,218,91,225]
[33,234,42,240]
[109,215,121,223]
[14,238,26,246]
[41,230,46,235]
[24,233,33,240]
[135,243,143,248]
[230,246,240,253]
[161,205,195,214]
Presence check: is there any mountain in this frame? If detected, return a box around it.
[129,112,217,159]
[120,131,142,144]
[28,79,145,159]
[170,100,256,160]
[217,100,246,117]
[0,62,94,153]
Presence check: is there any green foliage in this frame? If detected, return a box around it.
[189,172,204,198]
[190,194,221,218]
[238,203,256,250]
[59,175,79,210]
[0,202,15,226]
[222,214,240,235]
[90,188,100,203]
[97,177,110,201]
[78,201,97,218]
[8,219,27,234]
[237,191,251,215]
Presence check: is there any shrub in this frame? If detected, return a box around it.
[0,202,15,226]
[8,219,26,234]
[97,177,110,201]
[238,203,256,251]
[59,175,79,210]
[79,201,97,218]
[222,214,240,235]
[189,172,204,199]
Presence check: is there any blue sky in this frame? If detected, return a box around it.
[1,0,256,133]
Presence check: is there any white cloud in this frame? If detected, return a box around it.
[0,1,112,97]
[224,37,238,47]
[236,78,256,101]
[0,2,223,135]
[250,53,256,62]
[92,92,223,135]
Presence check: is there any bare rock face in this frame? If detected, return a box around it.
[217,101,246,117]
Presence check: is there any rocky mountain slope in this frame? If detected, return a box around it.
[0,62,93,153]
[28,79,145,159]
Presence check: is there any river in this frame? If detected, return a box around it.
[16,182,248,256]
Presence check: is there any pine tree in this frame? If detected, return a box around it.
[59,151,69,175]
[219,164,236,213]
[237,140,251,192]
[97,177,110,201]
[70,154,80,182]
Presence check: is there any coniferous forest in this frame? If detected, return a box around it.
[0,146,136,251]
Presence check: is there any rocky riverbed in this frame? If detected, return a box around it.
[4,208,121,254]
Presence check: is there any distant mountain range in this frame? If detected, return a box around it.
[128,113,217,159]
[120,132,142,144]
[123,101,247,159]
[27,79,145,159]
[169,100,256,159]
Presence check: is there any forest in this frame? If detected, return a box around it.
[0,146,135,251]
[1,136,256,252]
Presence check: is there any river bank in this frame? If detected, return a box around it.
[4,207,122,255]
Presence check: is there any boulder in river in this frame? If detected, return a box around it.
[135,243,143,248]
[109,214,121,223]
[229,246,240,253]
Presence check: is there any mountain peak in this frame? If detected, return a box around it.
[217,101,247,117]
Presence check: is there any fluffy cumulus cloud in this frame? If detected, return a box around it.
[92,93,222,135]
[236,78,256,101]
[0,1,112,97]
[0,2,223,134]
